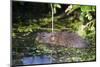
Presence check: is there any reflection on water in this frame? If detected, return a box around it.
[21,55,53,65]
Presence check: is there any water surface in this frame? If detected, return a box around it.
[21,55,53,65]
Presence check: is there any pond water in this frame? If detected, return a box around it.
[21,55,53,65]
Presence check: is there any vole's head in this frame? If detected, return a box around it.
[36,32,57,44]
[36,32,51,43]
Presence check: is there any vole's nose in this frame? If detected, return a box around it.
[51,36,55,41]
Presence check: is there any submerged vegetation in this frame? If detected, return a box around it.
[12,1,96,65]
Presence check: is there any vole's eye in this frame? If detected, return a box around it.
[42,35,45,37]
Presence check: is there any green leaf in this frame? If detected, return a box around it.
[92,6,96,11]
[81,6,92,12]
[56,4,61,8]
[65,5,80,15]
[29,28,33,32]
[12,33,16,37]
[85,13,93,20]
[54,8,56,14]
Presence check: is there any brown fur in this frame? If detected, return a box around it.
[36,32,89,48]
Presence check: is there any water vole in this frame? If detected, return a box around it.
[36,32,89,48]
